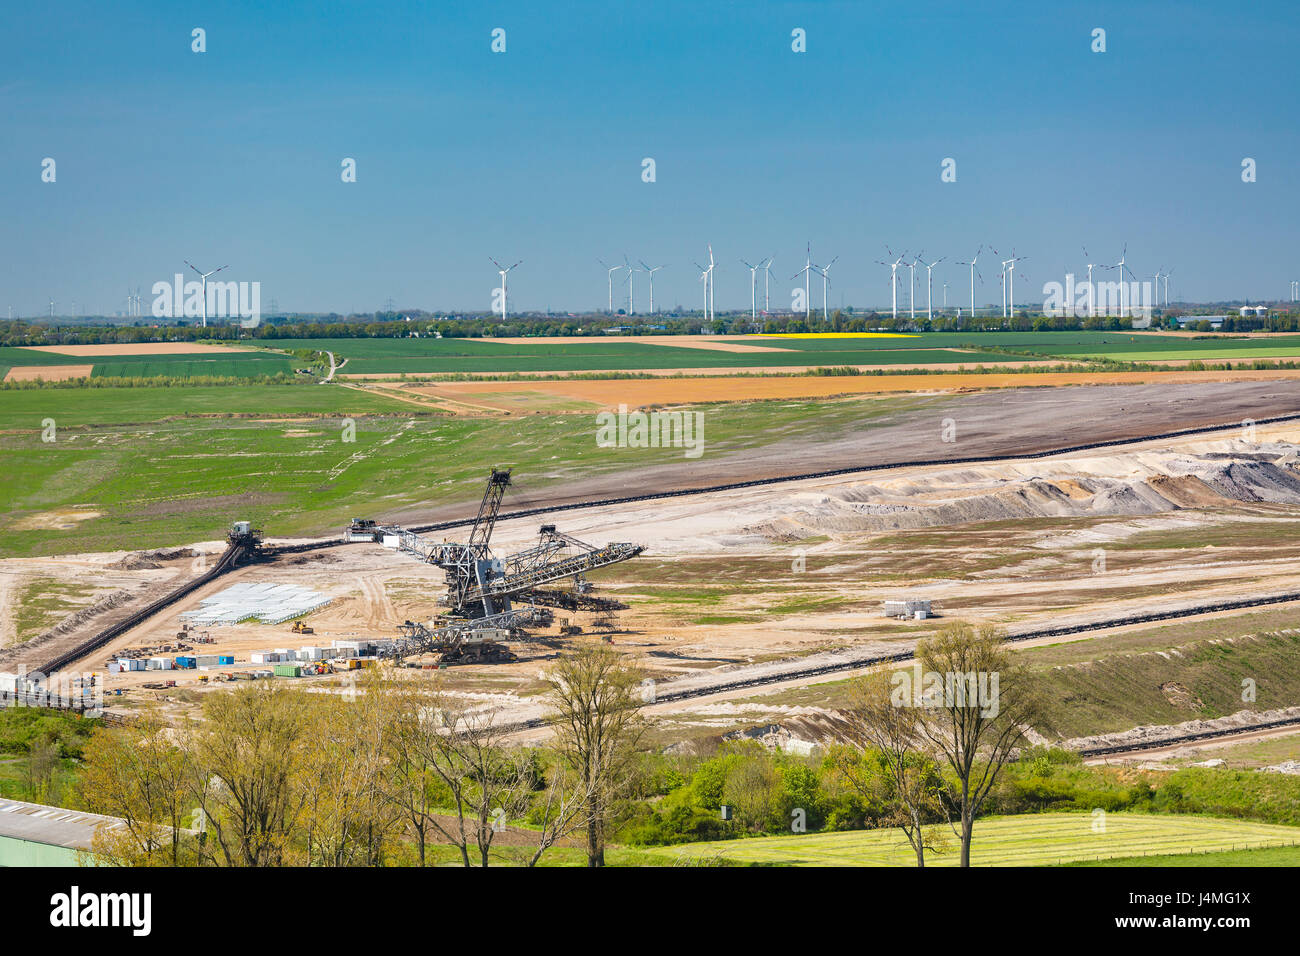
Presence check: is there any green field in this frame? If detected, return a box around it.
[1069,843,1300,867]
[0,385,945,555]
[644,813,1300,867]
[0,346,296,380]
[89,353,295,378]
[258,331,1300,375]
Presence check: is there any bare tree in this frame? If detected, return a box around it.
[839,671,947,867]
[914,622,1046,867]
[545,644,646,867]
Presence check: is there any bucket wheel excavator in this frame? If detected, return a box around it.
[378,469,643,663]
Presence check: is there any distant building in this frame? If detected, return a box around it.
[1175,315,1228,328]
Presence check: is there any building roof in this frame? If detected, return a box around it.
[0,797,127,850]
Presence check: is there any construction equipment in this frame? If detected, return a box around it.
[377,469,644,664]
[290,620,314,635]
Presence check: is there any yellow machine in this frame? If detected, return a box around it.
[290,620,314,634]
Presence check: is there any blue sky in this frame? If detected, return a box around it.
[2,0,1297,316]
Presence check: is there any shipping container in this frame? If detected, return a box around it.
[273,664,301,678]
[217,655,234,665]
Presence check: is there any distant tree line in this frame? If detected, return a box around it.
[6,307,1300,350]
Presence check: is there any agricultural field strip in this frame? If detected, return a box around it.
[645,814,1300,867]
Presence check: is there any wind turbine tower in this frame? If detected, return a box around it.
[956,247,982,318]
[875,248,907,320]
[919,255,945,320]
[741,258,762,319]
[640,262,665,314]
[489,257,522,321]
[791,243,816,319]
[814,254,839,321]
[599,259,624,313]
[184,260,229,328]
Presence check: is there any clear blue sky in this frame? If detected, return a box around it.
[2,0,1297,316]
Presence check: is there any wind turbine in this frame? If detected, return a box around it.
[598,259,624,313]
[906,254,921,319]
[956,247,982,318]
[813,254,838,321]
[1004,252,1027,316]
[184,260,228,328]
[1083,246,1103,318]
[489,257,522,321]
[918,255,945,320]
[640,261,665,314]
[624,256,643,314]
[741,258,762,319]
[1112,244,1131,317]
[707,245,715,321]
[791,243,816,319]
[692,260,711,320]
[875,248,907,320]
[761,256,776,314]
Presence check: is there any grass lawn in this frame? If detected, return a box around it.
[642,813,1300,867]
[1068,843,1300,866]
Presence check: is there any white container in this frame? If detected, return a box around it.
[251,651,282,664]
[382,535,401,549]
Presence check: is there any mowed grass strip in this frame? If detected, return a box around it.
[644,813,1300,867]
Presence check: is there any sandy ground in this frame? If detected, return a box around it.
[20,343,250,356]
[399,367,1300,413]
[3,365,93,382]
[371,378,1300,531]
[15,416,1300,742]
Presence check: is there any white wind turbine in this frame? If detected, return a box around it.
[906,254,921,319]
[599,259,624,313]
[741,257,762,319]
[918,255,945,320]
[791,243,816,319]
[813,254,839,321]
[1112,244,1132,317]
[1004,252,1027,316]
[184,260,228,328]
[1083,246,1103,318]
[707,245,715,321]
[490,257,522,321]
[762,256,776,314]
[956,247,982,318]
[624,256,643,314]
[875,248,907,320]
[693,263,709,320]
[640,261,665,314]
